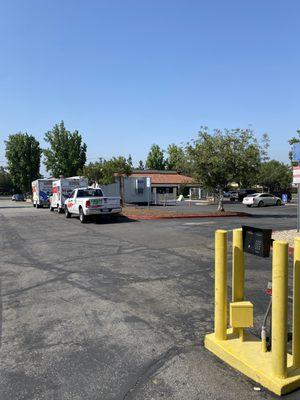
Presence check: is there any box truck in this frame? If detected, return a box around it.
[50,177,88,213]
[32,179,54,208]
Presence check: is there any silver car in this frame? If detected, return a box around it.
[242,193,282,207]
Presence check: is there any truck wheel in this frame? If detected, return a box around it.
[79,208,87,223]
[65,207,71,218]
[57,206,63,214]
[50,206,54,212]
[33,203,36,207]
[36,204,40,209]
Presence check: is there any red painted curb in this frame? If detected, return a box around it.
[122,212,250,221]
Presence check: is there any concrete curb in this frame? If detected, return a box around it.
[122,212,250,221]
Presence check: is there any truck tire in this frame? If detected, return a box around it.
[79,207,87,223]
[50,206,54,212]
[36,203,40,209]
[57,205,63,214]
[65,207,71,218]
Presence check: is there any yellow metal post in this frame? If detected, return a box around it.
[232,228,244,302]
[232,228,244,337]
[293,238,300,367]
[214,230,228,341]
[272,241,288,379]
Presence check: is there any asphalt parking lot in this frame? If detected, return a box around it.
[0,198,298,400]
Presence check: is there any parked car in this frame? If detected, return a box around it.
[238,189,257,202]
[229,191,239,202]
[11,194,25,201]
[242,193,282,207]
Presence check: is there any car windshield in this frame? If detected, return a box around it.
[77,189,103,198]
[247,194,259,197]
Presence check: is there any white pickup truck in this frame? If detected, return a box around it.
[64,187,122,223]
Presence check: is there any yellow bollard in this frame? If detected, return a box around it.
[232,228,244,337]
[272,241,288,379]
[214,230,228,341]
[232,228,244,302]
[293,238,300,368]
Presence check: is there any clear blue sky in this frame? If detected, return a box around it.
[0,0,298,170]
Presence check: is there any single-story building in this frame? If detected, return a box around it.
[130,170,203,204]
[96,170,204,205]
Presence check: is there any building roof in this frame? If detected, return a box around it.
[131,170,196,185]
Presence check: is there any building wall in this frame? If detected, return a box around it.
[100,177,149,203]
[124,177,149,203]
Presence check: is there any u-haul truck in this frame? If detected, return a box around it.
[32,179,54,208]
[50,177,88,213]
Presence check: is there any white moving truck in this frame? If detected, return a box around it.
[32,179,54,208]
[64,187,122,223]
[50,177,88,213]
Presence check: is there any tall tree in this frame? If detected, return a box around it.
[260,133,270,162]
[166,144,186,173]
[288,130,300,163]
[127,154,133,167]
[258,160,292,192]
[187,127,261,211]
[137,160,144,170]
[5,133,42,193]
[145,144,165,170]
[43,121,87,177]
[0,166,14,194]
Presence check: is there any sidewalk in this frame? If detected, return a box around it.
[272,229,300,248]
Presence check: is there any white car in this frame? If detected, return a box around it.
[242,193,282,208]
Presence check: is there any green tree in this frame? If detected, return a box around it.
[44,121,87,177]
[81,158,114,185]
[261,133,270,162]
[258,160,292,192]
[82,156,132,205]
[0,166,14,194]
[137,160,144,170]
[166,144,186,172]
[187,127,261,211]
[146,144,165,170]
[5,133,42,193]
[288,130,300,163]
[127,154,133,167]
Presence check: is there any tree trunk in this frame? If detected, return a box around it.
[217,187,225,211]
[119,176,125,206]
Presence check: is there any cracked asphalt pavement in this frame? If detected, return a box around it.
[0,199,298,399]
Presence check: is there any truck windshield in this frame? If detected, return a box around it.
[77,189,103,198]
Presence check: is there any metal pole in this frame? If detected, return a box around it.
[232,228,244,337]
[232,228,244,302]
[214,230,228,341]
[293,237,300,367]
[272,240,288,379]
